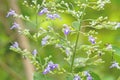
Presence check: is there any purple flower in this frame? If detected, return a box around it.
[110,62,120,69]
[43,61,58,74]
[88,36,96,44]
[6,9,16,17]
[47,14,54,19]
[32,49,37,57]
[39,8,48,15]
[63,24,70,35]
[84,71,91,77]
[74,75,81,80]
[87,76,93,80]
[47,13,60,20]
[53,14,60,18]
[11,42,19,48]
[84,71,93,80]
[43,67,51,74]
[10,22,19,30]
[48,62,58,70]
[41,36,50,46]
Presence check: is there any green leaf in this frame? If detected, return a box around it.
[113,46,120,56]
[72,21,80,30]
[91,72,101,80]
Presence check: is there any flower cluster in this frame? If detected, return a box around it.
[6,9,16,17]
[88,36,96,44]
[39,8,48,15]
[110,62,120,69]
[43,61,58,74]
[10,22,19,30]
[41,35,50,46]
[84,71,93,80]
[32,49,37,57]
[63,24,71,35]
[8,0,120,80]
[74,75,81,80]
[10,42,19,48]
[39,8,60,20]
[47,13,60,20]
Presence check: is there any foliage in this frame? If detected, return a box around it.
[6,0,120,80]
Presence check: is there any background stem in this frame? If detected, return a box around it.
[9,0,34,80]
[70,5,87,73]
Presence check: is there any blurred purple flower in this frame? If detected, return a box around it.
[43,61,58,74]
[48,62,58,70]
[10,22,19,30]
[84,71,91,77]
[41,36,50,46]
[63,24,70,35]
[88,36,96,44]
[11,42,19,48]
[32,49,37,57]
[110,62,120,69]
[87,76,93,80]
[53,14,60,18]
[43,67,51,74]
[74,75,81,80]
[63,27,70,35]
[39,8,48,15]
[6,9,16,17]
[47,14,54,19]
[47,13,60,19]
[84,71,93,80]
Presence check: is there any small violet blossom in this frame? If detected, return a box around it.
[43,61,58,74]
[32,49,37,57]
[39,8,48,15]
[63,24,70,35]
[74,75,81,80]
[41,35,50,46]
[10,22,19,30]
[88,36,96,44]
[84,71,91,77]
[6,9,16,17]
[84,71,93,80]
[110,62,120,69]
[47,13,60,20]
[87,76,93,80]
[11,42,19,48]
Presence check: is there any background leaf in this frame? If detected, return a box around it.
[72,21,80,30]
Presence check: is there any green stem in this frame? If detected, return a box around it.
[35,1,47,80]
[70,5,87,73]
[35,0,38,28]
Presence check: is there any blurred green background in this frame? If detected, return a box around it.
[0,0,120,80]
